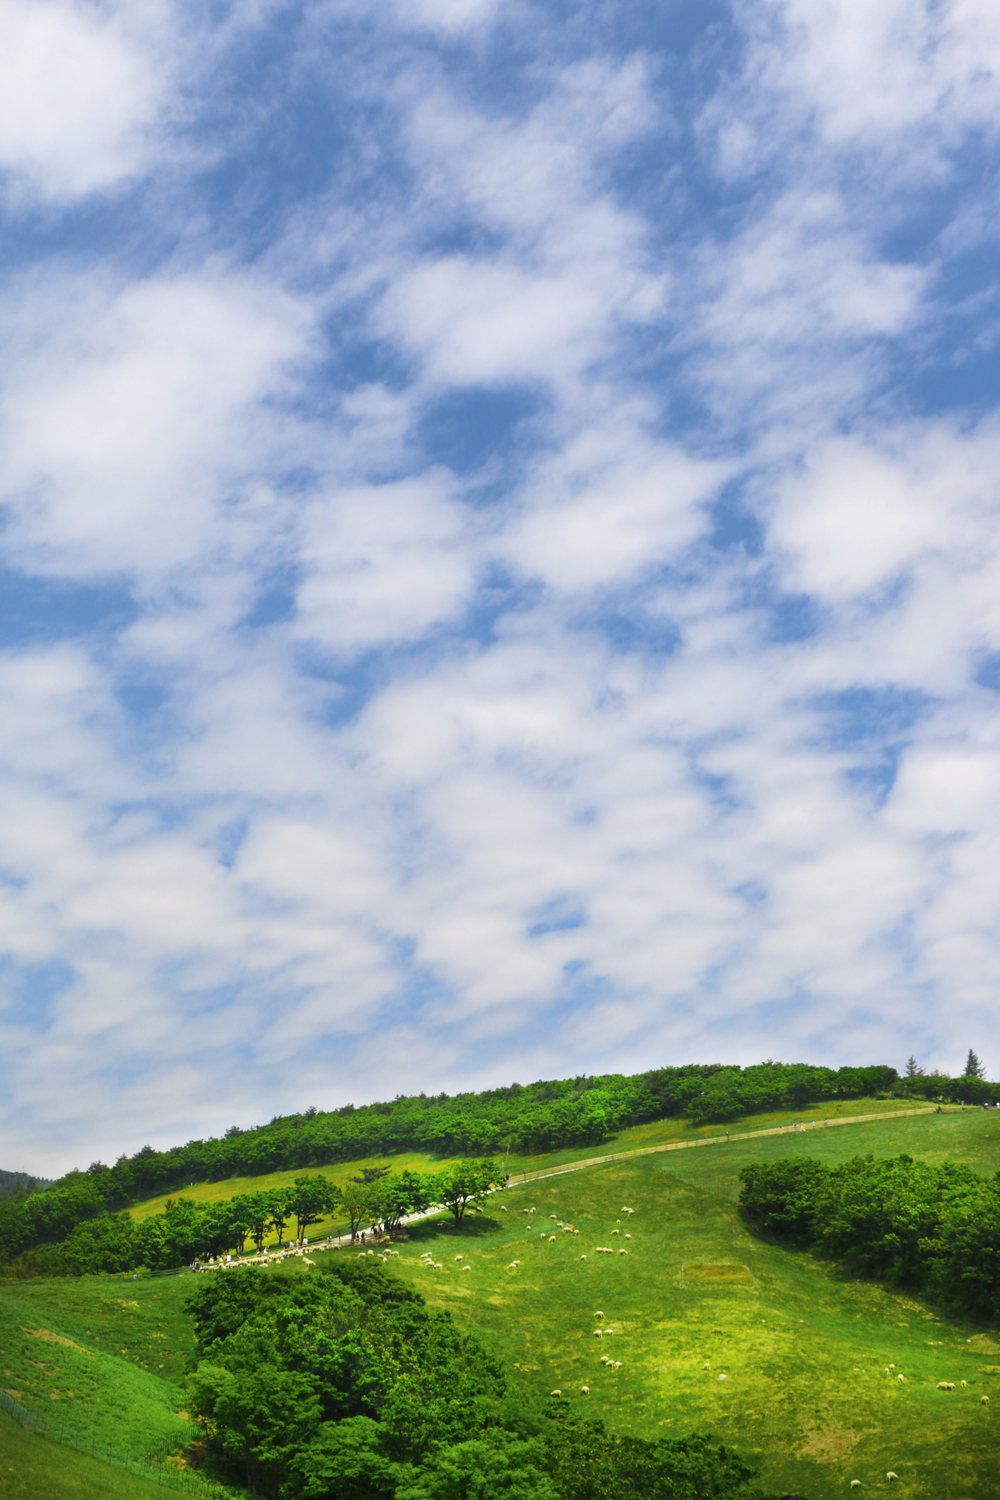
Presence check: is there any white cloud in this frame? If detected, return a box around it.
[0,268,315,581]
[0,0,168,199]
[5,0,1000,1171]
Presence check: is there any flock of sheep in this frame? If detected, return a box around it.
[374,1189,993,1491]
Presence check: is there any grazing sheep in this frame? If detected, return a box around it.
[455,1255,464,1261]
[580,1254,587,1260]
[462,1266,471,1272]
[718,1373,727,1381]
[703,1362,711,1371]
[888,1363,895,1371]
[600,1356,610,1366]
[550,1214,558,1220]
[850,1482,861,1490]
[549,1235,556,1242]
[613,1361,622,1370]
[625,1234,631,1239]
[581,1386,589,1395]
[884,1368,890,1376]
[961,1380,967,1388]
[886,1474,898,1482]
[936,1382,955,1391]
[594,1329,603,1337]
[612,1229,620,1236]
[500,1205,508,1212]
[897,1375,904,1383]
[981,1395,989,1405]
[604,1328,614,1336]
[619,1249,628,1255]
[594,1311,604,1318]
[549,1390,562,1397]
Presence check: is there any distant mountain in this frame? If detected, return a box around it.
[0,1168,52,1196]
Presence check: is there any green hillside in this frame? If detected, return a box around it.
[352,1109,1000,1500]
[3,1104,998,1499]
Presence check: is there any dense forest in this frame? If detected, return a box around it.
[184,1255,768,1499]
[6,1056,993,1274]
[738,1153,1000,1320]
[0,1168,51,1196]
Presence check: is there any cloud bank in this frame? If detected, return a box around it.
[2,0,1000,1172]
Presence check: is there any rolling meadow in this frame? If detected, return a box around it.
[3,1104,999,1499]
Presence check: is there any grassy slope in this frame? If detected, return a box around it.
[126,1096,929,1242]
[7,1102,996,1499]
[372,1109,1000,1500]
[0,1274,195,1455]
[0,1407,167,1499]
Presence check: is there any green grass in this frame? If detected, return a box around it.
[125,1096,933,1246]
[8,1101,996,1499]
[0,1276,195,1456]
[0,1407,169,1499]
[370,1108,1000,1500]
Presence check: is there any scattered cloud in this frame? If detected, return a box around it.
[1,0,999,1172]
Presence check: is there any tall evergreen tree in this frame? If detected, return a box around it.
[904,1055,924,1078]
[963,1048,986,1079]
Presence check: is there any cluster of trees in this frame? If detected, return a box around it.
[0,1169,51,1197]
[59,1174,341,1275]
[9,1052,998,1276]
[739,1153,1000,1320]
[2,1160,507,1277]
[60,1060,907,1208]
[184,1256,767,1499]
[899,1050,998,1105]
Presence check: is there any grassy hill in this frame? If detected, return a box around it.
[372,1107,1000,1500]
[3,1103,998,1499]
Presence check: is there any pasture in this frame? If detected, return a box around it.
[374,1108,1000,1500]
[4,1102,998,1498]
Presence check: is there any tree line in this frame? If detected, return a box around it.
[738,1152,1000,1320]
[6,1054,993,1274]
[1,1160,506,1277]
[184,1254,768,1499]
[58,1060,901,1208]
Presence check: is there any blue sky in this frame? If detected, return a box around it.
[2,0,1000,1173]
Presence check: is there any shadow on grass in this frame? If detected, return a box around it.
[397,1215,507,1244]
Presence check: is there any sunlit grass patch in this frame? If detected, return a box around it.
[382,1109,1000,1500]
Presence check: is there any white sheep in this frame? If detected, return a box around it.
[580,1254,587,1260]
[550,1214,558,1220]
[886,1474,898,1482]
[884,1367,890,1376]
[455,1254,464,1261]
[961,1379,967,1388]
[850,1481,861,1490]
[625,1234,631,1240]
[594,1329,603,1337]
[936,1382,954,1391]
[581,1386,589,1395]
[613,1361,622,1369]
[462,1266,471,1272]
[703,1362,710,1371]
[600,1356,610,1366]
[549,1389,562,1397]
[594,1311,604,1318]
[619,1249,628,1255]
[549,1235,556,1242]
[718,1373,727,1382]
[604,1328,614,1336]
[888,1363,895,1371]
[897,1374,904,1383]
[612,1229,620,1236]
[981,1395,989,1405]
